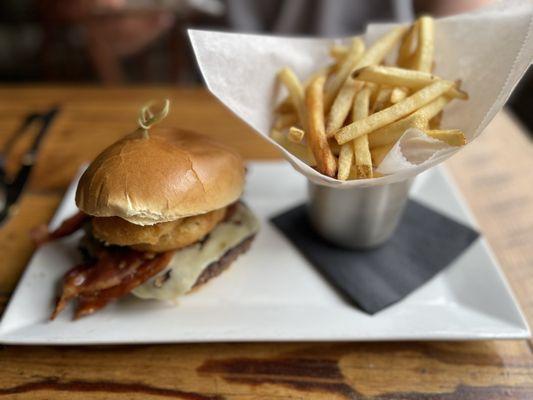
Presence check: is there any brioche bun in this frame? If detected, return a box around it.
[75,128,245,225]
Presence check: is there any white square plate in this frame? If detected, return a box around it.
[0,162,529,344]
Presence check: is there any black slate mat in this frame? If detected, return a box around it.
[271,200,479,314]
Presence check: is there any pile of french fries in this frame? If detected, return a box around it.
[271,16,468,180]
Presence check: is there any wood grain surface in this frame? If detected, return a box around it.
[1,86,532,400]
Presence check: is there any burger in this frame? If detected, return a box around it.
[34,128,259,319]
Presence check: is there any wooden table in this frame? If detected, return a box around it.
[1,86,532,399]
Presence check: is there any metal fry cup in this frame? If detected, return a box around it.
[307,178,413,249]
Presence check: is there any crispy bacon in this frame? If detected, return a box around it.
[50,262,95,320]
[34,211,178,319]
[74,251,174,319]
[31,211,89,246]
[51,248,174,320]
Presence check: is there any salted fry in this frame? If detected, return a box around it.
[335,79,455,144]
[288,126,305,143]
[425,129,466,146]
[347,165,358,180]
[368,115,427,148]
[274,112,298,129]
[371,144,394,166]
[355,26,408,69]
[412,95,449,120]
[352,86,373,178]
[411,16,435,72]
[368,96,449,148]
[366,82,380,108]
[330,44,348,62]
[324,38,365,110]
[429,110,443,129]
[326,80,360,136]
[371,86,393,113]
[325,27,407,110]
[278,67,307,128]
[270,129,316,166]
[329,139,341,156]
[390,87,409,103]
[397,24,416,68]
[337,143,354,180]
[353,65,468,99]
[306,75,337,177]
[276,66,334,114]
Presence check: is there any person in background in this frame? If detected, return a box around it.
[0,0,497,84]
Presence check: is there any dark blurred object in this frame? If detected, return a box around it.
[0,0,42,81]
[0,0,225,83]
[39,0,192,83]
[0,0,413,84]
[508,66,533,135]
[413,0,493,16]
[0,107,59,226]
[222,0,412,36]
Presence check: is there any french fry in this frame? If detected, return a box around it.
[368,96,449,148]
[337,143,354,180]
[275,66,334,114]
[352,86,373,178]
[288,126,305,143]
[325,27,408,111]
[270,129,316,166]
[371,86,393,113]
[326,80,360,136]
[355,26,408,69]
[371,144,394,166]
[425,129,466,146]
[330,44,348,62]
[324,38,365,110]
[429,110,443,129]
[397,24,416,68]
[278,67,307,128]
[368,115,427,148]
[412,95,449,120]
[306,75,337,177]
[352,65,468,99]
[347,165,358,180]
[390,87,409,103]
[411,16,435,73]
[366,82,379,108]
[274,112,298,129]
[335,79,455,144]
[328,139,341,156]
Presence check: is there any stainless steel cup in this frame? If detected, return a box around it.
[308,178,413,249]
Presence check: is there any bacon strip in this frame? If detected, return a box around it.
[74,251,174,319]
[51,250,143,319]
[31,211,89,246]
[51,249,174,319]
[51,262,95,320]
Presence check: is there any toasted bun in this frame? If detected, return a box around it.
[75,128,244,225]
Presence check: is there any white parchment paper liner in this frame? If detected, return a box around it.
[189,0,533,188]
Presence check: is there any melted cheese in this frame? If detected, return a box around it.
[132,203,259,300]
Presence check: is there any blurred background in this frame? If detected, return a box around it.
[0,0,531,130]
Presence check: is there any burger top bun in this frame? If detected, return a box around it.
[75,127,245,225]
